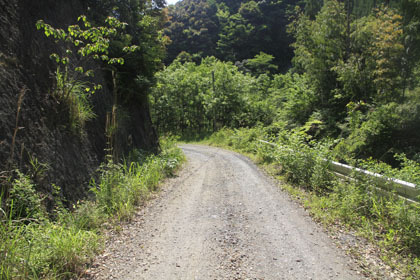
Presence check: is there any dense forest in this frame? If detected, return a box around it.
[164,0,296,70]
[152,0,420,165]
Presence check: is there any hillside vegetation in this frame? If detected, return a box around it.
[157,0,420,165]
[151,0,420,277]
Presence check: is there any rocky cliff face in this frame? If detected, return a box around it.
[0,0,158,204]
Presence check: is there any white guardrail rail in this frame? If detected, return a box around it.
[258,140,420,204]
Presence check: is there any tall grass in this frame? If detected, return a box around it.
[0,137,184,279]
[91,136,184,221]
[54,68,96,133]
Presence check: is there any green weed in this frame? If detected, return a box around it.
[7,171,45,221]
[90,137,184,220]
[0,212,28,279]
[54,67,96,133]
[0,140,184,279]
[27,222,100,279]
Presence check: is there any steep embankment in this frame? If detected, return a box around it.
[0,0,158,204]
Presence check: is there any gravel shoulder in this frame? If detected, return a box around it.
[83,144,364,280]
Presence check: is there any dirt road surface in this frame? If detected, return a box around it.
[85,144,363,280]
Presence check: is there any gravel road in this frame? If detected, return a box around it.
[84,144,363,280]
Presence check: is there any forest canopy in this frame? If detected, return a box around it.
[164,0,297,71]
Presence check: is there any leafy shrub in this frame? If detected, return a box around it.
[159,136,186,176]
[208,128,236,146]
[395,154,420,185]
[228,127,262,153]
[334,100,420,164]
[7,171,45,221]
[272,131,335,192]
[357,154,420,186]
[274,73,316,128]
[255,140,277,163]
[328,173,420,257]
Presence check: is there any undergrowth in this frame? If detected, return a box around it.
[202,127,420,279]
[0,136,184,279]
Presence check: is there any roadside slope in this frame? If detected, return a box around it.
[85,144,363,279]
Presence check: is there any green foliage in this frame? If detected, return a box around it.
[159,136,186,176]
[0,140,184,279]
[401,0,420,90]
[245,52,278,76]
[165,0,296,71]
[90,155,164,219]
[164,0,219,63]
[37,14,139,134]
[7,171,45,221]
[26,222,101,279]
[369,9,404,102]
[54,68,96,132]
[0,219,100,280]
[90,137,184,219]
[333,7,404,104]
[62,201,106,231]
[357,154,420,186]
[36,15,134,85]
[216,5,255,61]
[395,154,420,185]
[214,127,262,153]
[289,1,408,134]
[290,0,347,112]
[85,0,169,102]
[273,73,317,128]
[150,57,274,134]
[0,172,98,279]
[326,175,420,268]
[271,131,335,192]
[282,0,420,162]
[304,0,323,19]
[334,98,420,162]
[0,216,27,279]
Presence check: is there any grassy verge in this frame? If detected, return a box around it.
[0,137,184,279]
[193,127,420,279]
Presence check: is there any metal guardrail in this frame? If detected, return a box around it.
[258,140,420,203]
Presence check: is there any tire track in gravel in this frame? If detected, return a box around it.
[84,144,364,280]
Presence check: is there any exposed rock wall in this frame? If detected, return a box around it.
[0,0,158,204]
